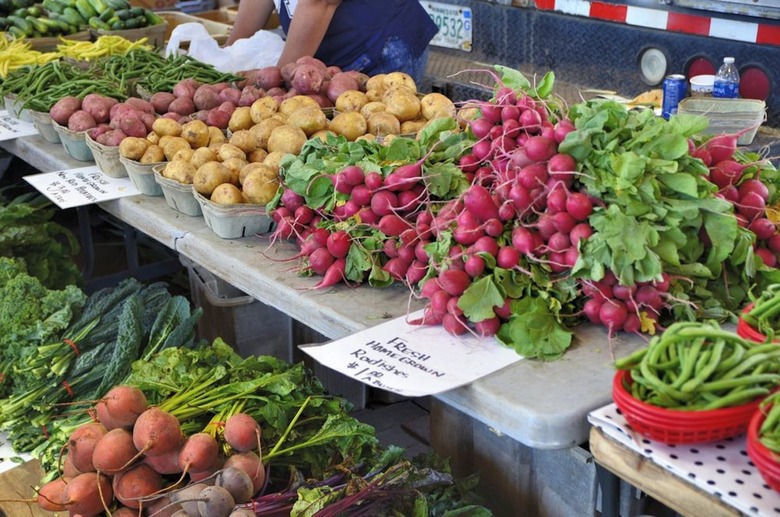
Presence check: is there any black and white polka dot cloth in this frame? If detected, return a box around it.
[589,404,780,515]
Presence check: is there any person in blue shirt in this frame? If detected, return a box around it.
[226,0,438,84]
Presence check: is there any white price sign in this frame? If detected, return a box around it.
[423,2,472,52]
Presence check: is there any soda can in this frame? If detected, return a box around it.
[662,74,687,120]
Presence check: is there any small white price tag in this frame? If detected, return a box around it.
[23,166,140,209]
[0,110,38,141]
[423,1,473,52]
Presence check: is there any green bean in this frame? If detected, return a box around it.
[670,336,705,389]
[681,339,724,393]
[698,387,770,410]
[698,373,780,392]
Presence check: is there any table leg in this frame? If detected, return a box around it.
[76,205,94,282]
[596,463,621,517]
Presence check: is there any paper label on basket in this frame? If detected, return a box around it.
[0,110,38,141]
[299,310,523,397]
[23,166,140,209]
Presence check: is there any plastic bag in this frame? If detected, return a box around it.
[165,23,284,73]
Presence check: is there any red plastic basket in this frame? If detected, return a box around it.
[746,405,780,492]
[612,370,764,445]
[737,303,779,343]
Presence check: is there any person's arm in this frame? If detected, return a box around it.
[226,0,275,45]
[276,0,341,67]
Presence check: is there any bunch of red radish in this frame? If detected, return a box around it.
[693,134,780,268]
[36,385,265,517]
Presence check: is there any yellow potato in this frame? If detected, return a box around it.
[171,148,194,163]
[246,149,268,163]
[267,125,307,154]
[216,143,247,162]
[420,92,456,120]
[229,129,258,153]
[279,95,319,117]
[249,96,279,123]
[329,112,367,141]
[383,88,421,122]
[146,132,160,145]
[228,106,253,132]
[194,161,232,196]
[263,151,287,173]
[400,118,428,135]
[190,147,218,169]
[367,112,400,137]
[365,74,386,93]
[222,157,248,185]
[163,160,196,184]
[250,117,285,150]
[384,72,417,94]
[311,129,335,142]
[210,183,244,205]
[181,120,209,149]
[162,137,192,162]
[207,126,227,145]
[139,144,165,164]
[151,118,182,137]
[335,90,369,113]
[239,162,275,186]
[359,101,386,120]
[241,167,279,205]
[118,137,149,160]
[287,106,328,136]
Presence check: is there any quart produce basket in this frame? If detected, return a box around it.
[153,165,202,216]
[30,110,61,144]
[677,98,766,145]
[85,133,127,178]
[612,369,763,444]
[4,94,32,122]
[193,188,273,239]
[119,156,164,196]
[747,404,780,492]
[51,120,94,162]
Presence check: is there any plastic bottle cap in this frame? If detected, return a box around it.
[724,57,735,64]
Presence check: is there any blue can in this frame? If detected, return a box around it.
[662,74,687,120]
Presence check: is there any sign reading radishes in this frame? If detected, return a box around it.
[300,310,522,397]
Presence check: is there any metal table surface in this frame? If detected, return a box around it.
[1,133,644,450]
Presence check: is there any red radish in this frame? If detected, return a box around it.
[494,298,512,320]
[224,451,266,492]
[502,105,521,123]
[364,171,383,191]
[37,477,68,512]
[479,103,502,124]
[280,189,305,212]
[340,165,365,186]
[623,313,641,334]
[453,221,483,246]
[749,218,776,240]
[524,135,557,162]
[496,86,517,105]
[612,284,636,301]
[326,231,351,258]
[769,234,780,254]
[442,313,468,335]
[739,178,770,201]
[653,273,671,292]
[350,184,372,206]
[397,244,416,263]
[512,227,537,255]
[415,240,431,263]
[719,184,740,203]
[474,317,501,337]
[97,385,148,430]
[599,300,628,334]
[565,192,593,221]
[132,407,182,457]
[357,207,379,225]
[738,191,766,221]
[473,235,499,257]
[430,289,451,316]
[636,285,663,310]
[370,190,399,217]
[313,257,346,289]
[564,247,579,268]
[68,422,108,473]
[271,206,291,223]
[113,463,163,509]
[63,472,113,515]
[413,306,443,326]
[421,278,442,298]
[553,119,575,143]
[308,247,336,276]
[503,118,522,139]
[756,247,777,267]
[583,298,603,324]
[464,184,500,222]
[385,162,422,192]
[472,139,492,162]
[464,255,485,277]
[383,257,411,281]
[497,246,520,268]
[552,211,576,234]
[397,188,424,213]
[518,162,548,191]
[546,187,567,214]
[379,214,413,237]
[383,238,399,258]
[92,428,138,474]
[294,205,314,226]
[519,108,542,133]
[691,147,712,167]
[534,214,557,240]
[459,153,480,173]
[332,173,354,194]
[406,260,428,285]
[508,185,533,213]
[704,133,738,164]
[547,232,571,253]
[438,269,471,296]
[469,117,494,139]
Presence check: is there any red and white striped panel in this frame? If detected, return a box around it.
[534,0,780,47]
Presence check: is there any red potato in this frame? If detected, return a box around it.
[63,472,113,516]
[325,65,342,79]
[281,62,297,86]
[207,109,231,129]
[132,407,182,457]
[87,124,111,141]
[109,102,141,122]
[67,110,98,132]
[343,70,369,90]
[50,96,82,125]
[217,101,237,113]
[81,93,118,124]
[116,118,147,138]
[218,87,242,105]
[291,64,324,95]
[194,85,222,111]
[172,78,201,98]
[247,66,283,90]
[224,414,262,453]
[97,129,128,147]
[150,91,177,114]
[295,55,326,70]
[139,111,155,133]
[112,463,163,509]
[168,96,196,116]
[68,422,108,473]
[326,72,359,103]
[92,428,138,474]
[238,85,263,107]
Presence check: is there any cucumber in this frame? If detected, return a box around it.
[25,15,47,33]
[6,24,24,37]
[98,7,112,21]
[74,0,95,20]
[26,4,40,16]
[108,18,123,30]
[123,13,142,28]
[41,0,63,14]
[88,16,108,30]
[103,0,127,10]
[11,7,27,16]
[7,14,32,34]
[86,0,105,12]
[61,5,83,26]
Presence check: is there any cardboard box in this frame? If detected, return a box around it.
[159,10,233,46]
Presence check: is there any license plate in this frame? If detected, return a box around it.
[422,2,472,52]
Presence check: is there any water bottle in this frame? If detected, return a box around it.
[713,57,740,98]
